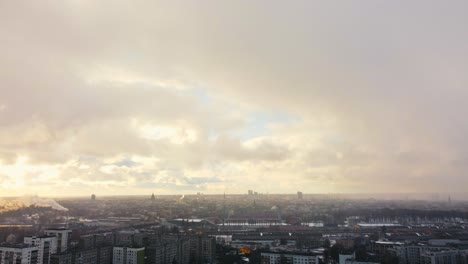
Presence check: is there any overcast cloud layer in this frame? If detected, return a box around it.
[1,1,468,196]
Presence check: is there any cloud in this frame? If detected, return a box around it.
[1,1,468,195]
[0,153,17,165]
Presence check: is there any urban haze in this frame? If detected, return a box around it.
[1,1,468,264]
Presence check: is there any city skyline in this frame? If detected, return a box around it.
[2,1,468,196]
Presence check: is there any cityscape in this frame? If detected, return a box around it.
[2,1,468,264]
[1,193,468,263]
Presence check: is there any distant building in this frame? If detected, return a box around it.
[420,249,460,264]
[393,245,468,264]
[114,230,139,247]
[297,191,303,199]
[151,193,155,201]
[0,244,39,264]
[146,236,189,264]
[113,247,145,264]
[357,223,404,229]
[72,248,97,264]
[215,235,232,246]
[44,229,72,253]
[261,252,319,264]
[166,218,216,229]
[225,213,283,226]
[50,252,72,264]
[80,235,99,249]
[79,233,113,249]
[394,245,440,264]
[96,246,112,264]
[346,216,361,227]
[344,260,380,264]
[91,194,96,201]
[339,253,379,264]
[335,237,355,249]
[248,190,253,196]
[371,240,404,254]
[189,235,215,263]
[24,235,58,264]
[50,247,112,264]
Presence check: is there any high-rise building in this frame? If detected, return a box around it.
[50,252,72,264]
[112,247,145,264]
[50,247,112,264]
[71,248,97,264]
[297,191,303,199]
[248,190,253,196]
[24,235,58,264]
[44,229,72,253]
[114,230,139,247]
[79,233,113,249]
[189,235,215,263]
[96,247,112,264]
[91,194,96,201]
[0,244,39,264]
[146,237,189,264]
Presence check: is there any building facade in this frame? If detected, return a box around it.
[189,235,215,263]
[146,237,189,264]
[261,252,318,264]
[112,247,144,264]
[0,244,39,264]
[420,250,460,264]
[24,236,57,264]
[44,230,72,253]
[50,252,72,264]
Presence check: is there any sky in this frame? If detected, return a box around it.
[1,1,468,197]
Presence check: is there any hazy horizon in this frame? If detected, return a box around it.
[2,192,468,202]
[1,1,468,196]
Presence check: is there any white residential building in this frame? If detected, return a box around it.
[24,236,57,264]
[44,229,72,253]
[261,252,318,264]
[0,244,39,264]
[113,247,145,264]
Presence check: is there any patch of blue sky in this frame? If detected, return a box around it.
[112,158,140,168]
[178,85,213,105]
[232,111,297,140]
[179,85,298,141]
